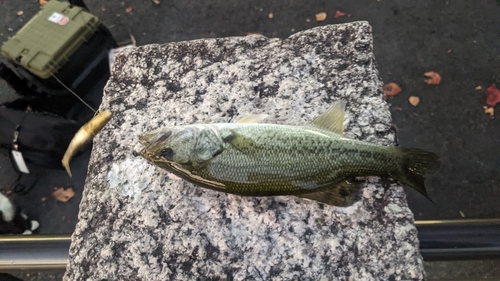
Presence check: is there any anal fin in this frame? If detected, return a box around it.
[298,179,363,207]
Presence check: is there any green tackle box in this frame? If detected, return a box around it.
[1,0,100,79]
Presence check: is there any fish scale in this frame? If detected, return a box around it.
[196,124,398,195]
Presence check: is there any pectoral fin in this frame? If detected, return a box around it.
[222,130,257,155]
[298,179,363,207]
[307,101,346,135]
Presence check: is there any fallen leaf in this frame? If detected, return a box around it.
[447,49,452,53]
[6,190,12,195]
[128,34,136,46]
[306,18,311,22]
[52,187,75,203]
[39,0,47,6]
[315,12,327,22]
[17,11,24,16]
[101,6,106,11]
[424,71,441,85]
[383,82,402,98]
[334,10,346,18]
[152,0,160,4]
[41,197,47,202]
[475,85,482,91]
[485,84,500,107]
[347,13,352,17]
[268,13,274,19]
[125,7,133,13]
[409,96,420,106]
[483,106,494,116]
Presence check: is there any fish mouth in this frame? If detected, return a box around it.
[138,134,158,161]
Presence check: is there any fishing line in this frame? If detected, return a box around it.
[51,74,97,114]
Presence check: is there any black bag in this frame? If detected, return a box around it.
[0,102,80,171]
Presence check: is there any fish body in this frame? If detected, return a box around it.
[62,110,112,177]
[140,102,439,206]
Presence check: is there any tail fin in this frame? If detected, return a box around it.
[398,148,440,201]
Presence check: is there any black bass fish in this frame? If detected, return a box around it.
[139,102,439,206]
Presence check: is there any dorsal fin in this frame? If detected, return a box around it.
[307,101,346,134]
[235,114,268,124]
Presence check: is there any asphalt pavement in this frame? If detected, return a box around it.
[1,0,499,280]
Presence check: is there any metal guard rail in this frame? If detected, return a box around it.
[0,218,499,271]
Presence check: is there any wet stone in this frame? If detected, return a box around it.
[64,21,425,281]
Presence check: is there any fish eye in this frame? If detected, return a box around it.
[161,148,174,160]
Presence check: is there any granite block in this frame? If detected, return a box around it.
[64,21,426,281]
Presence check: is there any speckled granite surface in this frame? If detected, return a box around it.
[64,21,426,281]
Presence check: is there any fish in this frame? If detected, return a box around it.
[62,110,112,177]
[139,102,439,206]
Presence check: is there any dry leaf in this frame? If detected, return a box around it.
[424,71,441,85]
[315,12,327,22]
[268,13,274,19]
[52,187,75,203]
[17,11,24,16]
[152,0,160,4]
[334,10,346,18]
[125,7,133,13]
[306,18,311,22]
[409,96,420,106]
[475,85,482,91]
[483,106,494,116]
[101,6,106,11]
[41,197,47,202]
[39,0,47,6]
[383,82,402,98]
[485,84,500,107]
